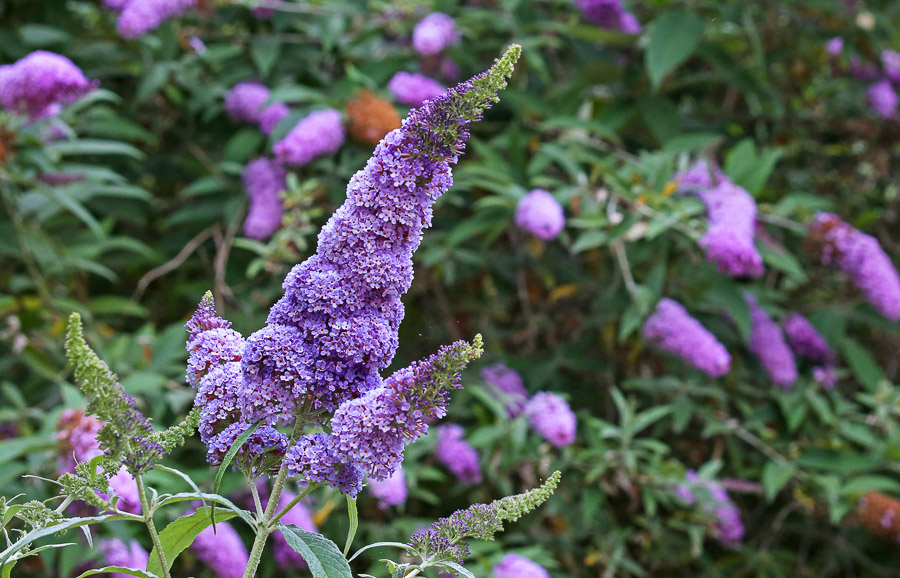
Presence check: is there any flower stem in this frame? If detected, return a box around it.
[135,475,171,578]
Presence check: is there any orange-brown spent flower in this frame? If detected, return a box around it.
[857,492,900,541]
[346,90,401,146]
[0,125,15,165]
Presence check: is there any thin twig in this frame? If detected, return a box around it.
[132,225,218,301]
[214,209,242,306]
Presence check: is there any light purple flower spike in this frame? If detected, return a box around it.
[525,392,576,447]
[273,108,345,166]
[99,538,150,578]
[515,189,566,241]
[190,521,249,578]
[412,13,460,56]
[745,295,798,388]
[0,51,97,119]
[116,0,197,39]
[826,37,844,56]
[493,553,551,578]
[388,72,446,107]
[368,465,408,509]
[435,424,482,484]
[576,0,642,34]
[242,157,286,241]
[868,79,898,119]
[481,362,528,416]
[677,470,745,546]
[643,298,731,377]
[225,82,271,124]
[782,313,834,364]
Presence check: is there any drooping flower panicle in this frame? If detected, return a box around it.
[493,553,551,578]
[388,72,446,107]
[677,470,745,545]
[412,13,460,56]
[273,108,345,166]
[481,362,528,416]
[99,538,150,578]
[515,189,566,241]
[115,0,197,39]
[368,465,408,509]
[190,520,249,578]
[435,423,482,485]
[524,392,576,447]
[225,82,272,124]
[643,298,732,377]
[745,295,798,388]
[242,157,286,241]
[0,51,97,120]
[576,0,642,34]
[782,313,834,364]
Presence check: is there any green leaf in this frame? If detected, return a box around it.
[213,422,261,501]
[277,523,353,578]
[343,496,358,556]
[645,10,704,89]
[146,507,237,576]
[45,139,144,160]
[0,436,55,463]
[841,338,884,390]
[75,566,158,578]
[153,492,254,528]
[251,38,282,77]
[439,562,476,578]
[0,514,132,567]
[762,462,795,502]
[842,475,900,496]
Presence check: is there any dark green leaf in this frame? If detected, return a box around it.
[277,523,353,578]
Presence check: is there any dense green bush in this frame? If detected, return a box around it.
[1,0,900,576]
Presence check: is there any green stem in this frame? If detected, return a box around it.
[269,482,320,526]
[135,475,171,578]
[249,478,264,519]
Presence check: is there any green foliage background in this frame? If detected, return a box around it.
[1,0,899,576]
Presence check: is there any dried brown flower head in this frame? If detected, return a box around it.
[346,90,401,146]
[857,492,900,541]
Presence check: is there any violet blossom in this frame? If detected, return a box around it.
[259,101,290,135]
[782,313,834,364]
[643,298,731,377]
[99,538,150,577]
[481,362,528,416]
[116,0,197,39]
[524,392,576,447]
[515,189,566,241]
[810,212,900,321]
[745,295,798,388]
[242,157,286,241]
[0,51,97,120]
[826,37,844,56]
[435,424,482,484]
[190,521,249,578]
[412,13,460,56]
[368,465,408,509]
[388,72,446,107]
[576,0,642,34]
[882,49,900,83]
[493,553,551,578]
[868,79,898,119]
[273,108,345,166]
[677,470,745,545]
[225,82,271,124]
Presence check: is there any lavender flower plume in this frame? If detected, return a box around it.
[745,295,798,388]
[643,298,731,377]
[259,101,290,135]
[435,423,482,484]
[242,157,286,241]
[576,0,642,33]
[102,0,129,10]
[515,189,566,241]
[116,0,197,39]
[190,521,249,578]
[677,161,764,277]
[782,313,834,364]
[882,50,900,83]
[388,72,446,107]
[677,470,745,545]
[481,362,528,416]
[225,82,271,124]
[493,553,551,578]
[826,37,844,56]
[810,212,900,321]
[524,392,576,447]
[868,79,898,119]
[813,366,838,389]
[99,538,150,578]
[0,51,97,120]
[271,490,317,568]
[273,108,345,166]
[103,466,141,514]
[412,13,460,56]
[368,465,408,509]
[55,409,103,475]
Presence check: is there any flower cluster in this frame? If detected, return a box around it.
[576,0,641,34]
[346,90,401,146]
[273,108,345,166]
[368,465,408,509]
[857,492,900,542]
[643,298,732,377]
[388,71,446,107]
[809,212,900,321]
[524,392,576,447]
[435,424,482,484]
[190,521,249,578]
[676,470,745,545]
[100,538,149,577]
[225,82,289,135]
[493,553,551,578]
[242,157,286,241]
[745,295,798,388]
[0,51,97,120]
[481,362,528,416]
[515,189,566,241]
[783,313,837,387]
[112,0,197,40]
[677,160,764,278]
[412,13,460,56]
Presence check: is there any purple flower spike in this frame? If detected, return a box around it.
[882,50,900,83]
[388,72,446,108]
[677,470,745,546]
[525,392,576,447]
[576,0,641,34]
[826,37,844,56]
[782,313,834,365]
[190,521,249,578]
[99,539,150,578]
[368,465,408,509]
[0,51,97,120]
[813,366,838,389]
[273,108,345,166]
[481,362,528,416]
[412,13,460,56]
[259,101,290,135]
[493,553,551,578]
[225,82,271,124]
[868,79,898,119]
[435,424,482,484]
[643,298,731,377]
[810,212,900,321]
[515,189,566,241]
[272,490,317,568]
[102,0,129,10]
[745,295,798,388]
[242,157,286,241]
[117,0,196,39]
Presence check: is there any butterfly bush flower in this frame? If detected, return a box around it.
[677,161,764,278]
[643,298,731,377]
[99,538,150,577]
[576,0,642,34]
[481,362,528,416]
[515,189,566,241]
[271,490,317,568]
[435,424,482,484]
[242,157,286,241]
[56,409,103,475]
[273,108,345,166]
[0,51,97,120]
[745,295,797,388]
[116,0,197,39]
[826,37,844,56]
[493,553,550,578]
[225,82,271,124]
[103,0,129,10]
[388,72,446,107]
[412,13,460,56]
[368,465,408,509]
[882,50,900,83]
[525,392,576,447]
[259,101,289,135]
[677,470,745,545]
[809,212,900,321]
[868,79,898,119]
[783,313,833,364]
[190,521,249,578]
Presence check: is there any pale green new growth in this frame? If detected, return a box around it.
[493,469,561,525]
[151,408,200,454]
